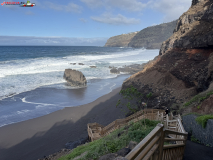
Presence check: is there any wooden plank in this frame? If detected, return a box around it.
[163,144,185,149]
[135,136,160,160]
[164,138,186,141]
[143,144,159,160]
[164,129,188,136]
[158,127,165,160]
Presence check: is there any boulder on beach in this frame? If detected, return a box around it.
[70,63,76,65]
[110,68,120,74]
[78,63,84,65]
[90,66,97,68]
[63,69,87,87]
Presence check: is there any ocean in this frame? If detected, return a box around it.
[0,46,159,127]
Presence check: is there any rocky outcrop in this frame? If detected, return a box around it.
[104,32,138,47]
[122,0,213,115]
[128,20,178,49]
[110,68,120,74]
[90,66,97,68]
[63,69,87,87]
[160,0,213,55]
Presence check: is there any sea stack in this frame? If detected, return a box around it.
[63,69,87,87]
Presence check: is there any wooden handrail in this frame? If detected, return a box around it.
[125,123,164,160]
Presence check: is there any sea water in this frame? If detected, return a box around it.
[0,46,159,127]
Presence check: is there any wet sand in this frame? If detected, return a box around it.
[0,87,127,160]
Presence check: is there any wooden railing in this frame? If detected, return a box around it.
[87,109,165,141]
[125,123,165,160]
[125,112,188,160]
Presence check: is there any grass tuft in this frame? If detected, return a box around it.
[195,115,213,128]
[184,90,213,107]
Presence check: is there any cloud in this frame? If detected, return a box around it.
[81,0,147,12]
[80,18,87,23]
[149,0,191,22]
[45,2,82,13]
[0,36,108,46]
[106,0,147,12]
[91,13,140,25]
[82,0,191,22]
[81,0,103,8]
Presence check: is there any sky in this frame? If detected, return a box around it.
[0,0,192,46]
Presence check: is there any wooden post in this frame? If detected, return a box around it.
[158,123,165,160]
[166,114,169,129]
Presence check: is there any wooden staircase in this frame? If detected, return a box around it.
[87,109,187,160]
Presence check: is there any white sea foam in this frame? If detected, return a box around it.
[0,49,159,100]
[22,97,55,106]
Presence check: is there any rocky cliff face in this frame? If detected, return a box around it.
[128,20,178,49]
[104,32,138,47]
[122,0,213,115]
[160,0,213,55]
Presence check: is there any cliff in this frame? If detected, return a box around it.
[128,20,178,49]
[104,20,177,49]
[122,0,213,115]
[104,32,138,47]
[160,0,213,55]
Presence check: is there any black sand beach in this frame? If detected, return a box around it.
[0,87,128,160]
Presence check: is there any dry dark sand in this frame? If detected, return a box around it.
[0,87,127,160]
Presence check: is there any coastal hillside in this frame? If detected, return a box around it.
[104,32,138,47]
[128,20,178,49]
[104,20,177,49]
[122,0,213,115]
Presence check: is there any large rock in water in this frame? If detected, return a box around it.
[63,69,87,87]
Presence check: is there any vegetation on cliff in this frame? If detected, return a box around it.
[58,119,159,160]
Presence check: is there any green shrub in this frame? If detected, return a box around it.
[195,115,213,128]
[191,135,200,143]
[184,90,213,107]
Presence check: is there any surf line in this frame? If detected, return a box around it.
[21,97,55,106]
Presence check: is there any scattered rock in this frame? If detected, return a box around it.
[78,63,84,65]
[113,157,128,160]
[70,63,76,65]
[65,137,88,150]
[110,68,120,74]
[116,148,131,157]
[99,153,117,160]
[73,151,88,160]
[128,141,138,150]
[63,69,87,87]
[90,66,97,68]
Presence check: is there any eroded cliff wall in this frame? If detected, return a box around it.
[122,0,213,115]
[128,20,178,49]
